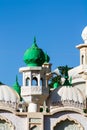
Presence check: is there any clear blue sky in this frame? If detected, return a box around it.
[0,0,87,86]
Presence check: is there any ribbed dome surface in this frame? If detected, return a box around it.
[0,85,20,103]
[49,86,85,104]
[58,86,85,103]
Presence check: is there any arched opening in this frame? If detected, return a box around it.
[32,77,38,86]
[40,78,43,86]
[82,55,84,64]
[53,116,84,130]
[54,119,81,130]
[26,77,30,86]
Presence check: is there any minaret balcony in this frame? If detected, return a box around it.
[21,86,49,96]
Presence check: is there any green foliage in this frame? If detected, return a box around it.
[58,66,73,76]
[49,75,61,88]
[48,65,73,88]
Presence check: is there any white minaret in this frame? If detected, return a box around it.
[19,38,51,112]
[76,26,87,66]
[76,26,87,98]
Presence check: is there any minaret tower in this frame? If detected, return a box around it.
[19,38,51,112]
[76,26,87,66]
[76,26,87,99]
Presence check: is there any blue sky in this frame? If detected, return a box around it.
[0,0,87,86]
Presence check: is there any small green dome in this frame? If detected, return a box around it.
[53,82,59,89]
[23,37,45,66]
[13,76,21,96]
[44,52,50,63]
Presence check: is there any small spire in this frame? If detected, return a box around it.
[32,36,38,48]
[13,75,21,97]
[34,36,36,44]
[65,65,69,79]
[16,75,18,83]
[63,65,72,86]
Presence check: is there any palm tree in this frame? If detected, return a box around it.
[48,65,73,88]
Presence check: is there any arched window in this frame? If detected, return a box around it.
[26,77,30,86]
[82,55,84,64]
[54,119,83,130]
[32,77,38,86]
[40,78,43,86]
[53,116,84,130]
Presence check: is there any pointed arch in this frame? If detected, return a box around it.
[52,115,84,130]
[26,77,30,86]
[0,115,15,130]
[40,78,43,86]
[81,55,84,64]
[32,77,38,86]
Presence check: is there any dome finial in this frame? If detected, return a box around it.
[16,75,18,83]
[32,36,38,47]
[34,36,36,44]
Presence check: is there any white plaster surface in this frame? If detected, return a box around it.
[0,112,27,130]
[44,112,87,130]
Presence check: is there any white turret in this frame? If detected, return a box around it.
[76,26,87,98]
[19,38,51,112]
[76,26,87,65]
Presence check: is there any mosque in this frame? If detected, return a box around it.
[0,26,87,130]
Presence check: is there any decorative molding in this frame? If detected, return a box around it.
[50,100,85,110]
[21,86,42,95]
[0,101,18,112]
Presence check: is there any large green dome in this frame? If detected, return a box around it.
[23,38,46,66]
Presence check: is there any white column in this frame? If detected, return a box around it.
[28,103,38,112]
[23,72,25,86]
[38,74,40,86]
[29,72,32,86]
[85,81,87,98]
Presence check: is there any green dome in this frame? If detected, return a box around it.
[44,52,50,63]
[13,76,21,96]
[23,37,45,66]
[53,82,59,89]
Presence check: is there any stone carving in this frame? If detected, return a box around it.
[51,100,85,110]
